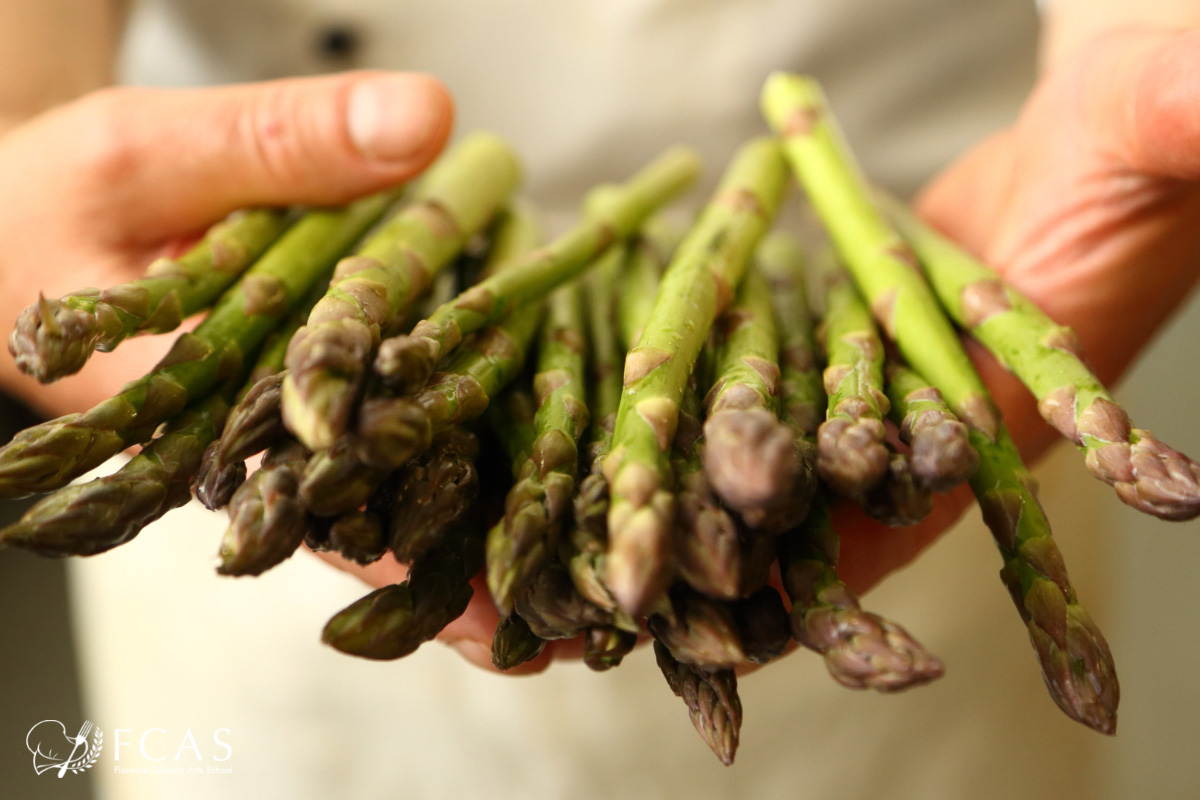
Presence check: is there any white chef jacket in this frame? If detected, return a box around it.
[66,2,1200,799]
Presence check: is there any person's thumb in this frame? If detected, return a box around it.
[31,71,454,237]
[1086,27,1200,180]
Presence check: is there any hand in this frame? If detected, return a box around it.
[0,70,454,417]
[835,25,1200,594]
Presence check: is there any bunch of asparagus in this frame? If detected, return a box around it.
[3,75,1198,765]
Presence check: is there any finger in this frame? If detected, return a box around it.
[1093,28,1200,179]
[19,71,454,239]
[834,487,974,596]
[914,130,1017,260]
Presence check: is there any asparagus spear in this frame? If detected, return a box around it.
[514,558,613,640]
[764,73,1119,733]
[564,465,620,612]
[487,281,590,615]
[675,377,772,600]
[218,440,310,576]
[321,521,482,660]
[605,138,788,617]
[581,246,626,464]
[10,208,290,383]
[885,361,978,493]
[615,218,679,351]
[0,193,395,499]
[322,509,388,565]
[193,442,247,513]
[352,201,543,473]
[562,222,676,614]
[880,193,1200,520]
[653,640,742,767]
[757,228,941,686]
[777,492,945,691]
[491,613,547,671]
[213,275,336,468]
[647,585,789,670]
[756,233,822,463]
[374,147,702,394]
[484,385,540,476]
[282,133,522,450]
[195,277,335,510]
[0,391,232,556]
[583,627,638,672]
[299,307,543,516]
[812,251,891,499]
[389,428,480,563]
[731,586,792,664]
[297,211,542,520]
[861,453,933,527]
[702,265,810,533]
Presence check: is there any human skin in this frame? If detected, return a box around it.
[2,4,1199,673]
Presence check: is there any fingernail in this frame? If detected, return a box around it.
[347,74,444,163]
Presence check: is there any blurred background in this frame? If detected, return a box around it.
[3,1,1200,798]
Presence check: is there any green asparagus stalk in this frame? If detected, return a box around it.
[195,277,334,510]
[762,227,944,688]
[354,305,544,471]
[647,585,788,670]
[861,453,933,527]
[513,558,613,640]
[777,492,945,691]
[583,626,638,672]
[702,264,810,533]
[491,613,547,671]
[212,274,337,470]
[389,428,480,563]
[10,208,290,383]
[615,218,679,352]
[764,73,1119,733]
[282,133,522,449]
[605,138,788,617]
[351,201,543,473]
[674,379,772,600]
[487,281,590,615]
[321,522,481,660]
[218,440,310,576]
[653,640,742,767]
[0,391,233,556]
[562,221,677,615]
[564,467,620,612]
[373,147,702,394]
[756,233,823,457]
[296,436,380,518]
[0,193,395,499]
[300,307,543,516]
[323,509,388,565]
[731,586,792,664]
[812,250,891,499]
[485,385,540,476]
[880,193,1200,520]
[193,442,247,512]
[478,202,544,282]
[581,246,626,464]
[884,361,978,493]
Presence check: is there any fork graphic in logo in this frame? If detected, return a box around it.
[26,720,103,777]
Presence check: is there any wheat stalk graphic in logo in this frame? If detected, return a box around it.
[26,720,103,777]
